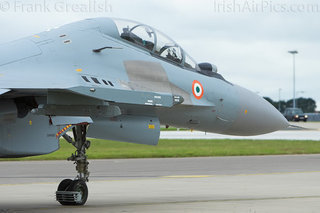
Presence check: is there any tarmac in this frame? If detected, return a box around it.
[0,122,319,212]
[1,155,320,212]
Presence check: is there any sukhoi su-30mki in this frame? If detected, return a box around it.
[0,18,288,205]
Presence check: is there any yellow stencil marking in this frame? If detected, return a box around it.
[33,35,40,38]
[76,68,83,72]
[148,124,155,129]
[29,120,32,125]
[245,109,248,115]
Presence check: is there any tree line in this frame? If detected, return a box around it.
[263,97,317,113]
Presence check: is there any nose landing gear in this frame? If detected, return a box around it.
[56,124,90,206]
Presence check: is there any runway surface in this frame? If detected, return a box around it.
[1,155,320,212]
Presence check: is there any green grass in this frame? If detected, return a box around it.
[1,139,320,161]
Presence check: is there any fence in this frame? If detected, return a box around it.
[305,113,320,121]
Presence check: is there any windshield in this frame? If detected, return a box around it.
[286,108,303,114]
[292,109,303,114]
[114,19,197,69]
[115,19,155,51]
[154,31,183,64]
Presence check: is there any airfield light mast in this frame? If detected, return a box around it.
[288,50,298,108]
[278,88,282,111]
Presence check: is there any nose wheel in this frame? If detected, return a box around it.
[56,124,90,206]
[56,179,88,205]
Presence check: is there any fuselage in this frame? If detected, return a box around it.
[0,17,288,138]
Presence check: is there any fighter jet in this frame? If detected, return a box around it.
[0,18,288,205]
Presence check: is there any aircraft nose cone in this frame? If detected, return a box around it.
[226,85,289,136]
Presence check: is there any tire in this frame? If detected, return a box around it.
[57,179,73,191]
[68,180,88,206]
[57,179,73,205]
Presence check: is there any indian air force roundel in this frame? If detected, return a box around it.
[192,80,204,100]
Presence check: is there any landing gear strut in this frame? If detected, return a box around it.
[56,124,90,205]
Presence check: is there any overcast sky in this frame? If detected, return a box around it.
[0,0,319,110]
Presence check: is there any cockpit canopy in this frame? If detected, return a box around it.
[114,19,199,71]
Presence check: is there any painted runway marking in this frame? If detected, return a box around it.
[162,175,211,178]
[1,171,320,186]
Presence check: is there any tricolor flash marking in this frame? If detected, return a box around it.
[56,124,72,138]
[192,80,204,100]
